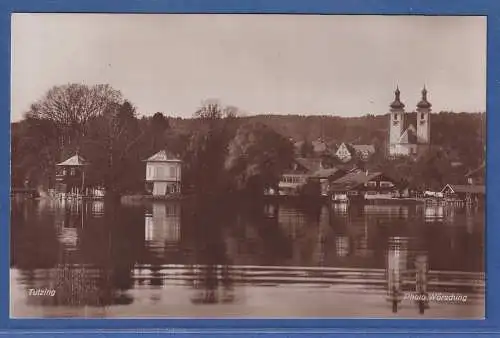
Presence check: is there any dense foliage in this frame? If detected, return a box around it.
[12,83,485,196]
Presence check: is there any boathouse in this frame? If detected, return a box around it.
[55,153,88,198]
[441,184,485,204]
[144,150,182,196]
[329,170,400,202]
[309,167,347,196]
[278,158,322,196]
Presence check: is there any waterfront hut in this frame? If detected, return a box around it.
[329,170,400,202]
[55,153,88,199]
[441,184,485,204]
[278,158,322,196]
[144,150,182,196]
[309,167,347,196]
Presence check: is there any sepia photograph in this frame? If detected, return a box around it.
[10,14,485,319]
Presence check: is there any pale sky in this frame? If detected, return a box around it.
[11,14,486,121]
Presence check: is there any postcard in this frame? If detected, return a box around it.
[10,13,485,320]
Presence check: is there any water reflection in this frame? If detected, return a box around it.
[10,198,484,318]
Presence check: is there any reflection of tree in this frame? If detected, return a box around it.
[41,201,140,307]
[11,200,61,270]
[189,198,237,304]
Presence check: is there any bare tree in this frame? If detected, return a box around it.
[28,83,123,139]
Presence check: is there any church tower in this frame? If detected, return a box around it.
[416,86,431,144]
[389,86,405,146]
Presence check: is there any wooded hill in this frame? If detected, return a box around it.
[11,84,486,195]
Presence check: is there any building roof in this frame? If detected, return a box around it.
[145,150,181,162]
[398,127,418,144]
[312,139,327,153]
[352,144,376,154]
[56,153,88,166]
[311,167,343,178]
[442,184,485,195]
[465,162,485,178]
[295,157,322,173]
[330,170,384,191]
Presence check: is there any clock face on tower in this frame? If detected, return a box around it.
[393,120,399,126]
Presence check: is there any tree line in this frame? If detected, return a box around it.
[11,83,486,196]
[11,84,294,198]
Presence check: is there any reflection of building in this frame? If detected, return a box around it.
[335,236,350,257]
[424,204,444,221]
[144,150,182,196]
[277,205,307,239]
[53,201,84,249]
[91,201,104,218]
[145,202,181,245]
[363,204,409,218]
[386,237,409,299]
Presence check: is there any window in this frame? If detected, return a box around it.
[169,166,176,178]
[421,112,425,119]
[70,168,76,176]
[157,166,164,179]
[366,181,377,188]
[380,181,394,188]
[394,114,398,121]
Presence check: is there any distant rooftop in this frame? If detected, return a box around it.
[145,150,181,162]
[56,153,88,166]
[442,184,485,195]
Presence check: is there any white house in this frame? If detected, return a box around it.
[144,150,182,196]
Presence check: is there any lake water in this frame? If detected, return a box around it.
[10,197,485,318]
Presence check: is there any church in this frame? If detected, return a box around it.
[388,86,432,157]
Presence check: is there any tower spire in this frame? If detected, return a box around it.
[390,86,405,110]
[417,85,431,109]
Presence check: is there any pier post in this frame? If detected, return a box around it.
[415,253,429,314]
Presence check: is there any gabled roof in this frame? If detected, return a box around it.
[352,144,376,154]
[403,114,417,130]
[56,154,88,166]
[406,124,417,133]
[465,162,485,178]
[398,127,418,144]
[295,157,322,173]
[444,184,485,194]
[441,184,485,195]
[144,150,181,163]
[312,139,327,153]
[334,142,357,154]
[330,171,385,191]
[311,167,344,179]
